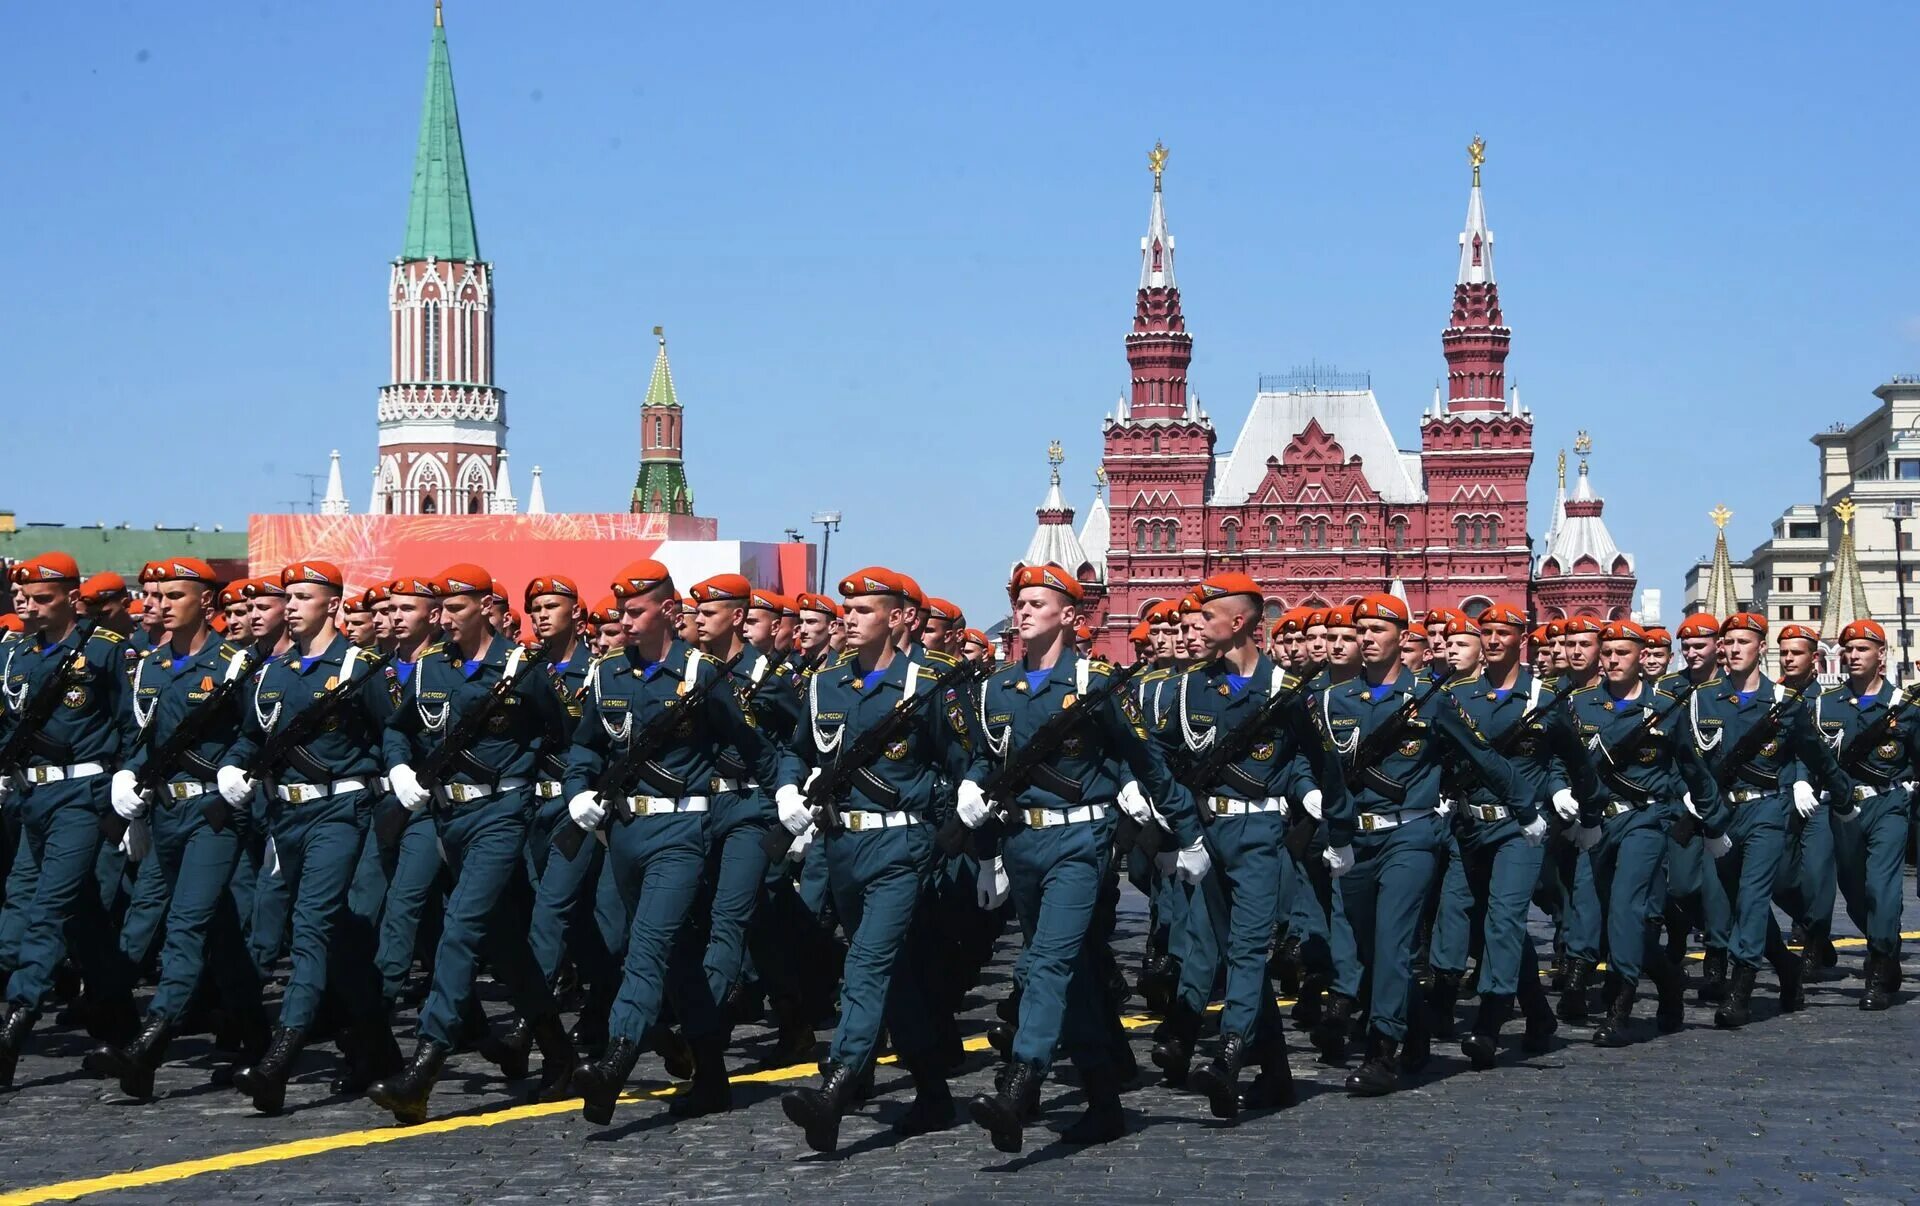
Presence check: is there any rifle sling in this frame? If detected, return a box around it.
[851,766,904,809]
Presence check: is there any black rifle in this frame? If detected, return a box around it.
[554,652,745,860]
[1163,661,1324,855]
[1493,678,1579,756]
[765,657,983,862]
[1592,677,1703,841]
[1834,681,1920,777]
[1285,671,1450,859]
[1710,686,1804,792]
[934,660,1145,857]
[0,621,96,776]
[117,648,257,840]
[248,663,373,790]
[375,649,535,847]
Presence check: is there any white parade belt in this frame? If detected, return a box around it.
[840,808,921,831]
[1021,803,1112,828]
[621,794,709,817]
[23,762,106,784]
[1356,805,1431,832]
[1207,796,1284,818]
[438,776,529,804]
[275,778,369,804]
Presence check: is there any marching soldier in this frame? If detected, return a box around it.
[1812,619,1914,1010]
[561,561,784,1127]
[958,563,1208,1151]
[1772,622,1840,976]
[371,576,447,1012]
[1664,612,1733,1002]
[0,553,139,1089]
[1564,620,1726,1045]
[369,563,576,1124]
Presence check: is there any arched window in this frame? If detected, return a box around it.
[1264,516,1280,549]
[1455,515,1468,545]
[1221,519,1239,553]
[1168,520,1181,550]
[1151,434,1161,454]
[467,493,484,514]
[1134,520,1148,552]
[421,301,441,381]
[1486,516,1500,548]
[1150,520,1165,552]
[1390,515,1409,549]
[654,416,663,445]
[1348,515,1365,548]
[1471,429,1482,450]
[420,493,437,515]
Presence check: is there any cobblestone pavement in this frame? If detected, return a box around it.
[4,883,1919,1205]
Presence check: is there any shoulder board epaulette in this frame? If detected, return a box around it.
[1571,682,1604,699]
[828,650,857,670]
[421,642,446,657]
[358,648,390,669]
[1652,684,1684,702]
[91,628,124,644]
[922,649,959,668]
[1277,670,1305,691]
[1140,667,1171,684]
[694,651,724,670]
[218,642,242,658]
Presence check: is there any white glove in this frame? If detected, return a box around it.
[956,780,992,830]
[1115,780,1151,824]
[1436,796,1454,819]
[568,790,607,831]
[390,763,430,812]
[110,770,148,820]
[1834,803,1860,824]
[119,815,151,862]
[975,856,1010,909]
[775,784,812,835]
[1153,849,1178,877]
[1323,843,1355,878]
[1572,823,1603,852]
[1174,839,1212,884]
[1520,815,1548,848]
[1682,792,1700,819]
[1552,788,1580,823]
[0,773,14,804]
[216,765,253,806]
[1705,832,1733,859]
[1301,789,1324,822]
[1792,781,1820,820]
[789,824,815,861]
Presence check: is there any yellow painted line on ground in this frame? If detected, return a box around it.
[6,929,1916,1205]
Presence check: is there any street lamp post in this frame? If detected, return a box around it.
[810,510,842,594]
[1890,501,1914,681]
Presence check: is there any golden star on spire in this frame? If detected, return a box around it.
[1710,504,1733,530]
[1468,134,1486,186]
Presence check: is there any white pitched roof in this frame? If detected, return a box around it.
[1140,181,1175,290]
[1211,388,1425,506]
[1078,492,1109,582]
[1540,461,1632,575]
[1022,476,1093,576]
[1458,183,1494,286]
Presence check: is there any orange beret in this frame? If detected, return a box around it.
[1423,607,1466,630]
[747,588,787,613]
[1129,621,1152,645]
[1643,627,1671,645]
[438,563,493,597]
[280,560,344,589]
[1441,616,1482,639]
[1543,619,1565,638]
[590,595,621,624]
[1353,594,1409,625]
[126,597,146,616]
[1777,623,1820,646]
[690,574,752,603]
[525,574,580,603]
[1405,621,1431,643]
[1197,572,1262,604]
[796,591,843,618]
[0,613,23,632]
[341,591,373,614]
[217,584,246,608]
[1720,612,1767,636]
[1303,608,1329,629]
[364,584,392,605]
[840,566,911,601]
[894,574,926,608]
[924,597,964,623]
[1529,625,1549,644]
[1479,601,1529,628]
[14,553,80,584]
[1008,563,1084,602]
[1146,600,1179,624]
[488,578,508,601]
[1602,620,1648,644]
[961,628,990,648]
[389,575,441,599]
[1074,624,1094,642]
[79,572,127,601]
[1561,616,1604,635]
[1841,619,1887,645]
[239,576,286,599]
[140,558,219,585]
[610,559,673,599]
[1675,613,1721,640]
[1324,605,1356,630]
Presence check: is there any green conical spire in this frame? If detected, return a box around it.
[644,327,680,408]
[401,3,481,262]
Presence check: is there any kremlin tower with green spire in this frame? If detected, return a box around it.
[632,328,695,515]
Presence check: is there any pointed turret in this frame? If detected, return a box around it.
[632,326,695,515]
[527,465,546,514]
[321,450,349,516]
[1078,468,1109,583]
[490,449,517,514]
[1441,135,1511,412]
[1703,505,1741,618]
[402,1,480,263]
[1021,442,1094,577]
[1820,499,1871,639]
[1125,141,1192,420]
[1534,439,1636,620]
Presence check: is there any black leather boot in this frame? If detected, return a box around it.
[1773,946,1806,1014]
[1713,963,1756,1029]
[234,1024,308,1115]
[667,1033,733,1118]
[1237,1030,1295,1112]
[1861,952,1894,1011]
[1399,1001,1432,1074]
[652,1025,694,1081]
[891,1055,955,1136]
[0,1006,29,1091]
[530,1014,576,1103]
[367,1038,449,1126]
[967,1059,1040,1154]
[1697,947,1728,1004]
[331,1014,404,1097]
[84,1014,174,1100]
[572,1035,642,1125]
[1590,974,1635,1048]
[781,1058,862,1153]
[1150,999,1200,1087]
[1311,992,1357,1061]
[1425,970,1462,1040]
[489,1015,535,1080]
[768,995,815,1064]
[1342,1033,1400,1096]
[1061,1062,1125,1144]
[1647,952,1686,1033]
[1518,980,1559,1054]
[986,1021,1014,1058]
[1461,993,1512,1071]
[1557,959,1594,1021]
[1188,1031,1248,1121]
[1292,975,1328,1028]
[996,986,1022,1024]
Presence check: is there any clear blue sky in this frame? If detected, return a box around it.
[5,2,1918,625]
